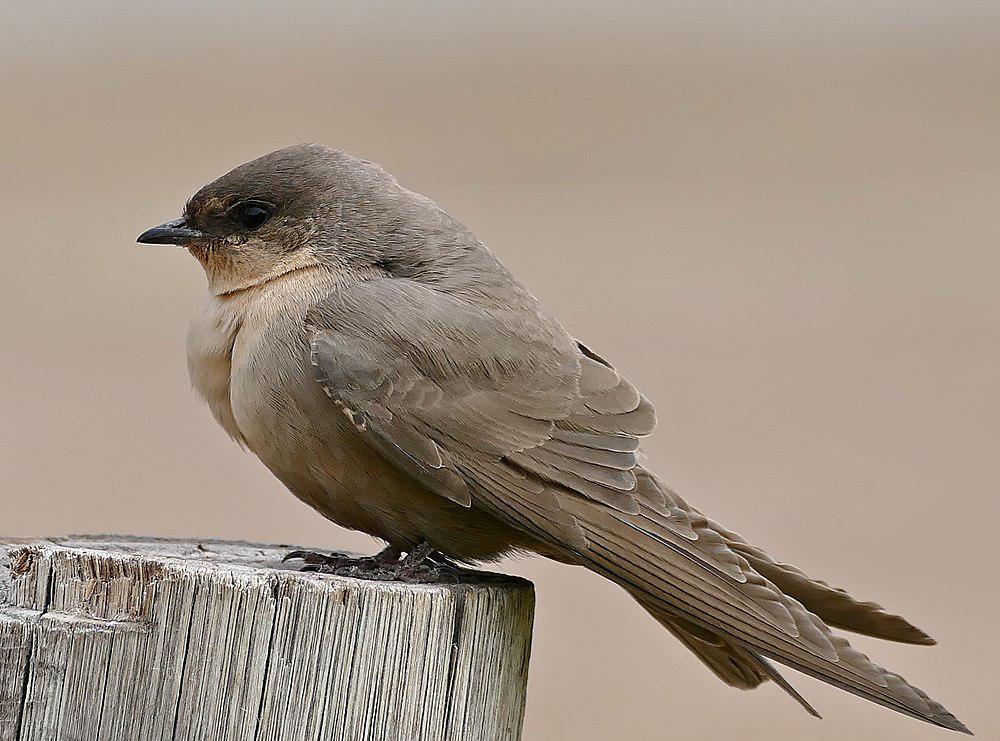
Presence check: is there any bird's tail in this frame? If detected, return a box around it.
[558,467,971,734]
[632,595,822,718]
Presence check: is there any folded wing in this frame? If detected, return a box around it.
[306,277,968,734]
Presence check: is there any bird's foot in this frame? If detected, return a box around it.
[282,541,459,584]
[282,544,401,578]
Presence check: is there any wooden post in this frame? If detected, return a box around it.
[0,536,534,741]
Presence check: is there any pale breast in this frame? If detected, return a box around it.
[186,269,364,522]
[228,293,313,461]
[185,267,336,447]
[186,293,247,443]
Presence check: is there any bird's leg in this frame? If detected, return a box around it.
[400,541,435,567]
[393,541,463,584]
[282,544,402,575]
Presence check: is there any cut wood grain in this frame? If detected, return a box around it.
[0,536,534,741]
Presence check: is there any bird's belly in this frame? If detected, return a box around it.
[226,330,526,559]
[227,323,363,523]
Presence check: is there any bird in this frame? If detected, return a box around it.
[137,143,969,734]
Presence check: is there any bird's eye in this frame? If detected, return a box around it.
[228,200,275,231]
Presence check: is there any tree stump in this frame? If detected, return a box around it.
[0,536,534,741]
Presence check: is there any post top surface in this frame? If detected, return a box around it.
[0,534,534,596]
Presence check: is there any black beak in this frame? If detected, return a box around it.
[136,217,204,245]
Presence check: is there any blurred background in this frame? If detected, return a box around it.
[1,2,997,738]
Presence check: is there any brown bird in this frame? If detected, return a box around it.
[138,144,969,734]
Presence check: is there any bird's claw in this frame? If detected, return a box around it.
[282,542,457,583]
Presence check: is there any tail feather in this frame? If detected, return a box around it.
[734,647,823,719]
[635,594,824,718]
[634,598,767,689]
[560,472,971,735]
[708,519,935,645]
[634,472,936,645]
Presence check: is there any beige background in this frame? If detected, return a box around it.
[1,2,997,738]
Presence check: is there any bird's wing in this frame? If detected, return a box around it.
[306,277,968,734]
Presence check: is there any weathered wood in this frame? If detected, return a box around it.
[0,536,534,741]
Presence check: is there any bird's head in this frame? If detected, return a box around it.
[137,144,395,295]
